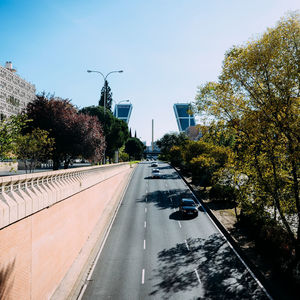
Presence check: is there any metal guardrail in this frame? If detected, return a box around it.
[0,163,129,229]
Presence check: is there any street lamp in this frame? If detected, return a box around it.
[87,69,123,112]
[87,69,123,163]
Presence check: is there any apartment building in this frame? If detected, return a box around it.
[0,61,36,119]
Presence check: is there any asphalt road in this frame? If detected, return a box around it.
[81,161,270,300]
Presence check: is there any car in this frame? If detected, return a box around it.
[151,162,158,167]
[179,198,198,216]
[152,168,160,178]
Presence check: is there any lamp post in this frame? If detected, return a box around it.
[87,69,123,163]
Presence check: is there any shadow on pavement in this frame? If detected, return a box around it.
[137,188,193,210]
[149,234,269,300]
[169,211,198,221]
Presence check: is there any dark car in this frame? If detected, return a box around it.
[179,198,198,216]
[151,162,158,167]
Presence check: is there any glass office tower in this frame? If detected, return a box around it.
[173,103,196,132]
[113,103,133,123]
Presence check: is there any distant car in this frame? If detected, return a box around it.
[151,162,158,167]
[179,198,198,216]
[152,168,160,178]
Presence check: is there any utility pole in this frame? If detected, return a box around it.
[152,119,154,152]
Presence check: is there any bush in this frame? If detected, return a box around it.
[209,184,237,202]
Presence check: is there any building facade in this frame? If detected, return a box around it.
[113,103,133,124]
[173,103,196,132]
[0,61,36,119]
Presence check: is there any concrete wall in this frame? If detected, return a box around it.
[0,163,133,300]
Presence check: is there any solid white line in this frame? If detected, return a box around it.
[185,240,190,251]
[195,269,201,283]
[178,221,182,228]
[77,283,88,300]
[144,239,146,250]
[142,269,145,284]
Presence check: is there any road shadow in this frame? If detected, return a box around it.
[0,260,15,300]
[137,188,193,210]
[169,211,198,221]
[144,173,180,180]
[149,234,269,299]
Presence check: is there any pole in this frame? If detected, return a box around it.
[152,119,154,152]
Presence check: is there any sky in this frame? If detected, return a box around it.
[1,0,299,145]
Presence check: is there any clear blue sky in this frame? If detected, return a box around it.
[1,0,299,145]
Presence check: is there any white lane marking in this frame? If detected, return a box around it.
[142,269,145,284]
[170,197,173,202]
[178,221,182,228]
[146,189,148,193]
[173,208,176,212]
[144,221,147,228]
[145,197,147,202]
[195,269,201,283]
[185,240,190,251]
[144,240,146,250]
[145,208,147,213]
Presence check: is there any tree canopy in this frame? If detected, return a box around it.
[196,13,300,263]
[26,94,105,169]
[125,137,145,160]
[80,106,129,161]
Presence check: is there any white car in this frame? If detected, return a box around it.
[152,168,160,178]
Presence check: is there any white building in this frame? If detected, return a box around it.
[0,61,36,119]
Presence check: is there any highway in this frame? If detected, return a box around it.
[81,161,270,299]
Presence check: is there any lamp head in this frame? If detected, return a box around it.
[118,70,124,73]
[87,70,92,73]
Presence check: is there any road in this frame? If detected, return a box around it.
[81,161,270,300]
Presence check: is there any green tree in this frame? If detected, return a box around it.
[0,114,28,159]
[125,137,145,160]
[156,132,188,161]
[99,80,113,110]
[80,106,129,162]
[16,128,54,173]
[196,13,300,267]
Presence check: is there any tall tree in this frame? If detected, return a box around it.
[99,80,113,111]
[80,106,129,162]
[196,13,300,266]
[125,137,145,160]
[26,94,106,169]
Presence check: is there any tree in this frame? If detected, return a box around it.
[125,137,145,160]
[99,80,113,110]
[16,128,54,173]
[80,106,129,162]
[156,132,188,161]
[0,114,28,159]
[26,94,106,169]
[196,13,300,268]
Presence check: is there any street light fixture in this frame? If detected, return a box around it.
[87,69,123,163]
